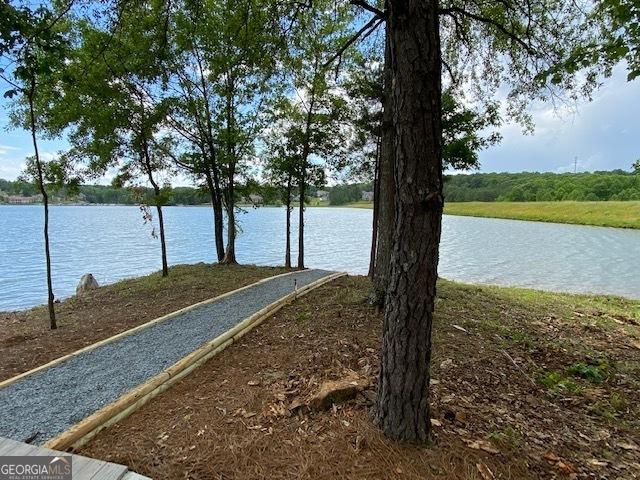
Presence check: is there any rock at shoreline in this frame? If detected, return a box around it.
[76,273,99,296]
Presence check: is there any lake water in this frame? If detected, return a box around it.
[1,204,639,311]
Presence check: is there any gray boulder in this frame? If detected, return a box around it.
[76,273,99,296]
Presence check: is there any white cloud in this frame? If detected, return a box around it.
[479,64,640,173]
[0,144,20,155]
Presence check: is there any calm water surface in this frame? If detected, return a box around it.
[1,204,639,311]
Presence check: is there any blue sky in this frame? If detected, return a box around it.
[1,64,638,184]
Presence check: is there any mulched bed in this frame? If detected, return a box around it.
[80,276,640,479]
[0,264,288,382]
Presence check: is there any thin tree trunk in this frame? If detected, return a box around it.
[210,162,225,262]
[297,174,305,269]
[285,176,292,268]
[374,0,443,443]
[142,138,169,277]
[372,29,395,305]
[28,84,56,329]
[223,197,237,264]
[195,48,225,262]
[204,166,225,261]
[297,87,317,270]
[149,177,169,277]
[155,200,169,277]
[222,74,238,265]
[368,137,382,278]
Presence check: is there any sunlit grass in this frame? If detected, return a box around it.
[443,201,640,229]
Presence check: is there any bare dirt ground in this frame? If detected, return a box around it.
[0,264,288,382]
[78,275,640,479]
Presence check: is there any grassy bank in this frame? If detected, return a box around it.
[0,264,289,382]
[337,200,640,229]
[78,273,639,479]
[444,201,640,229]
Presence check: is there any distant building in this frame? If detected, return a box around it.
[248,194,264,205]
[361,191,374,202]
[316,190,329,201]
[7,194,43,205]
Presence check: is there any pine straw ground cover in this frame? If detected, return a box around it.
[0,264,288,382]
[80,276,640,480]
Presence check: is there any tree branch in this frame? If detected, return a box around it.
[439,6,538,56]
[442,59,457,85]
[350,0,387,19]
[323,15,384,70]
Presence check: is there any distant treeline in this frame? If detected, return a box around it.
[0,179,316,206]
[0,179,211,205]
[327,171,640,204]
[3,170,639,206]
[328,183,373,205]
[444,171,640,202]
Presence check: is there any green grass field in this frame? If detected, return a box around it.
[443,201,640,229]
[335,200,639,229]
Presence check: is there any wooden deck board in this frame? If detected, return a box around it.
[0,438,26,456]
[74,456,125,479]
[0,437,147,480]
[90,462,131,480]
[0,438,34,456]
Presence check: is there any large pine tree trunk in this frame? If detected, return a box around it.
[372,29,395,305]
[374,0,443,443]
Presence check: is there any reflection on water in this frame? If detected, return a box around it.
[1,204,639,311]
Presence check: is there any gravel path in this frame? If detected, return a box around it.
[0,269,334,445]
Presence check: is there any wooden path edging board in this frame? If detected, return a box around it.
[0,270,303,391]
[43,272,346,451]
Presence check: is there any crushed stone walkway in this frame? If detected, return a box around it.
[0,269,334,445]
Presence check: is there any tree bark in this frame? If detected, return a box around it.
[142,136,169,277]
[297,173,305,269]
[195,49,225,262]
[374,0,443,443]
[368,137,381,278]
[204,165,225,262]
[148,176,169,277]
[285,176,292,268]
[155,201,169,277]
[372,28,395,305]
[297,87,317,270]
[28,84,56,330]
[222,74,238,265]
[223,193,237,264]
